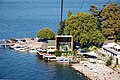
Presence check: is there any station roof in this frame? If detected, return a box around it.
[56,35,73,37]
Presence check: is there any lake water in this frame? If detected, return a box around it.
[0,0,119,39]
[0,48,86,80]
[0,0,119,80]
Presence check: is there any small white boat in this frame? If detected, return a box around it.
[57,58,69,63]
[14,46,23,51]
[10,44,22,49]
[29,48,38,53]
[14,46,29,52]
[41,49,46,52]
[37,48,43,52]
[17,48,29,52]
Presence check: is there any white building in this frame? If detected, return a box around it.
[102,43,120,64]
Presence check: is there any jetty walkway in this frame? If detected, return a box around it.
[0,39,12,48]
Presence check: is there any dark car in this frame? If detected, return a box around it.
[38,39,48,43]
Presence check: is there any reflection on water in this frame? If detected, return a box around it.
[0,49,85,80]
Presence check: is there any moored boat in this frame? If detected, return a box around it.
[57,58,70,63]
[29,48,38,53]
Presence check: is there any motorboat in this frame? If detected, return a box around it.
[29,48,38,53]
[14,46,24,51]
[44,54,57,62]
[57,58,69,63]
[10,44,22,49]
[14,46,29,52]
[17,47,29,52]
[37,48,43,52]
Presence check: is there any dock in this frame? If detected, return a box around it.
[0,39,7,48]
[37,52,57,62]
[0,39,16,48]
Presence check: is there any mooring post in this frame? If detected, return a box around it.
[5,39,7,48]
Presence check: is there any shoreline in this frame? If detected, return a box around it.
[3,38,120,80]
[70,64,91,80]
[70,62,120,80]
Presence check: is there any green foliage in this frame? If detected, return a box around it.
[101,53,106,57]
[100,3,120,38]
[64,12,105,44]
[105,58,112,66]
[58,20,65,35]
[116,31,120,41]
[36,28,55,39]
[68,10,72,17]
[90,46,98,51]
[84,48,90,52]
[79,54,85,61]
[89,5,102,30]
[109,56,113,60]
[54,50,62,57]
[116,58,119,65]
[72,49,77,57]
[10,38,17,42]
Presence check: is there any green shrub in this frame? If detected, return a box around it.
[54,50,62,57]
[10,38,17,42]
[36,28,55,39]
[101,53,106,57]
[105,59,112,66]
[109,56,113,60]
[116,58,119,65]
[84,48,90,52]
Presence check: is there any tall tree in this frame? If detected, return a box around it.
[64,12,105,44]
[58,20,65,35]
[89,5,102,30]
[100,3,120,38]
[58,10,72,35]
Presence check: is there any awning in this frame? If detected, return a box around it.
[78,51,98,57]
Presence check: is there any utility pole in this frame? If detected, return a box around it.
[61,0,63,23]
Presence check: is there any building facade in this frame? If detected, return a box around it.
[55,35,73,51]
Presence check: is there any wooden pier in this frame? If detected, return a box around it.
[0,39,7,48]
[0,39,11,48]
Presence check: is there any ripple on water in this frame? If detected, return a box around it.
[0,49,86,80]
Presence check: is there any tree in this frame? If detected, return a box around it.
[116,58,119,65]
[89,5,102,30]
[58,20,65,35]
[116,31,120,41]
[36,28,55,39]
[100,3,120,38]
[105,56,113,66]
[68,10,72,17]
[64,12,105,45]
[58,10,72,35]
[105,59,112,66]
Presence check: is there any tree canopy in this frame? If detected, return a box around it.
[36,28,55,39]
[68,10,72,17]
[100,3,120,38]
[89,5,102,30]
[57,20,65,35]
[58,10,72,35]
[64,12,105,44]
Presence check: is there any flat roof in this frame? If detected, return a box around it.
[102,46,120,55]
[56,35,73,37]
[114,45,120,49]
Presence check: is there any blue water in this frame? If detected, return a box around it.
[0,0,119,39]
[0,48,86,80]
[0,0,119,80]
